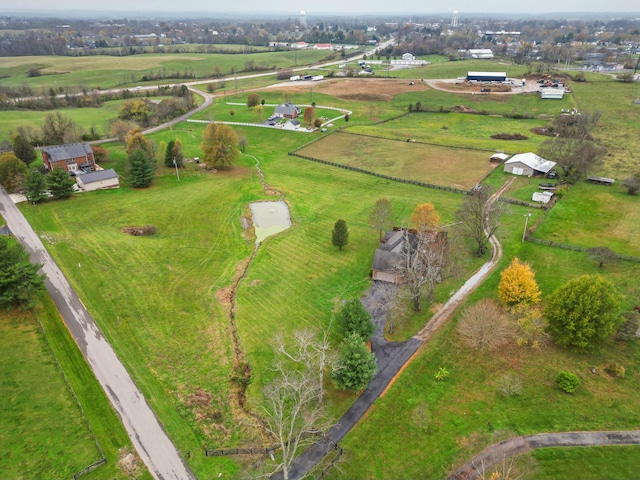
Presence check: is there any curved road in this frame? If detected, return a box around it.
[0,187,195,480]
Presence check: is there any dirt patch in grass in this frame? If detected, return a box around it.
[268,78,428,101]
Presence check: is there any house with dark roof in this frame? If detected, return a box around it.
[41,143,95,173]
[274,102,301,119]
[76,168,119,192]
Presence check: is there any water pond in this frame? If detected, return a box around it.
[249,201,291,244]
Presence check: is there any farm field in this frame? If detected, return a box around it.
[0,49,332,90]
[296,131,496,190]
[8,56,640,480]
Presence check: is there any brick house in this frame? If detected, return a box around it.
[41,143,96,174]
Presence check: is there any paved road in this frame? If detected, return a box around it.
[0,187,195,480]
[447,430,640,480]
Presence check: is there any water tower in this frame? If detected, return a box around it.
[300,10,307,28]
[451,10,459,28]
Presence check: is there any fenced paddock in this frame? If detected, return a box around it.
[294,131,497,190]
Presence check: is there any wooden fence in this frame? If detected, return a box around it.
[72,458,107,479]
[205,445,279,457]
[526,237,640,263]
[288,152,470,195]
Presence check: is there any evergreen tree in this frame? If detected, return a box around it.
[0,236,45,310]
[11,134,37,165]
[128,148,155,188]
[23,170,48,203]
[164,140,175,167]
[332,219,349,251]
[336,299,375,340]
[46,167,75,199]
[332,333,377,392]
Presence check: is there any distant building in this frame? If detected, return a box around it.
[540,89,565,99]
[466,49,494,59]
[466,71,507,82]
[41,143,95,173]
[292,41,308,49]
[504,152,556,177]
[390,53,429,66]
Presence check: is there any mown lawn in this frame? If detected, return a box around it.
[0,301,140,479]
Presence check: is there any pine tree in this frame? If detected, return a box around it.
[332,219,349,251]
[498,257,542,309]
[0,236,45,309]
[11,134,37,165]
[24,170,48,203]
[46,167,75,199]
[164,140,175,167]
[336,299,375,340]
[128,149,155,188]
[332,333,377,392]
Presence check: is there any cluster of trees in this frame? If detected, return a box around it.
[0,152,76,201]
[118,87,195,127]
[458,256,625,354]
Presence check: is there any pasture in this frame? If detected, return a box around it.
[0,49,331,90]
[295,131,496,190]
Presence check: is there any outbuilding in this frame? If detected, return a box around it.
[490,153,509,162]
[540,89,565,99]
[76,168,119,192]
[466,71,507,82]
[504,152,556,177]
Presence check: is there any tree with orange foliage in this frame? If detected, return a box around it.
[498,257,542,309]
[411,202,440,231]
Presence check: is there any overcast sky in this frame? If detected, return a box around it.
[3,0,638,17]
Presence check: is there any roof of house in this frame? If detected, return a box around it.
[372,249,403,272]
[505,152,556,173]
[77,168,118,184]
[274,102,299,115]
[286,119,301,126]
[41,143,93,162]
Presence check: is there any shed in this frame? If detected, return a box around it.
[490,153,509,162]
[587,176,615,186]
[532,191,554,204]
[76,169,119,192]
[504,152,556,177]
[402,52,416,61]
[466,71,507,82]
[283,119,301,130]
[540,89,565,99]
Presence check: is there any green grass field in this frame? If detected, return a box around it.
[0,49,332,90]
[7,54,640,479]
[296,131,496,189]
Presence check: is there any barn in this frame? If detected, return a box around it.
[504,152,556,177]
[76,169,119,192]
[466,71,507,82]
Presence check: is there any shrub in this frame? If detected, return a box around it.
[457,299,513,351]
[604,362,625,378]
[434,366,449,381]
[121,225,157,236]
[497,372,523,396]
[556,371,580,393]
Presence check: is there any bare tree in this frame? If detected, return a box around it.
[261,330,335,480]
[455,186,506,257]
[395,228,449,312]
[457,299,513,351]
[42,111,80,145]
[273,328,335,404]
[537,137,605,183]
[368,282,401,334]
[587,246,618,268]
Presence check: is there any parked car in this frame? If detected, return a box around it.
[547,171,558,179]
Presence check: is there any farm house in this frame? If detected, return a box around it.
[503,152,556,177]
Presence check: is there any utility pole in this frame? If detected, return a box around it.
[522,213,531,242]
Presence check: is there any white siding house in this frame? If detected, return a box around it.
[76,169,119,191]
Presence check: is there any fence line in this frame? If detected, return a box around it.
[205,445,279,457]
[316,443,343,479]
[498,197,546,209]
[526,237,640,262]
[72,458,107,480]
[288,152,470,195]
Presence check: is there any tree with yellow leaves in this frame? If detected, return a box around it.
[498,257,542,309]
[410,202,440,231]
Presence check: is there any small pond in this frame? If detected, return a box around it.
[249,201,292,244]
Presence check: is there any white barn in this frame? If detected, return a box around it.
[504,153,556,177]
[76,169,119,191]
